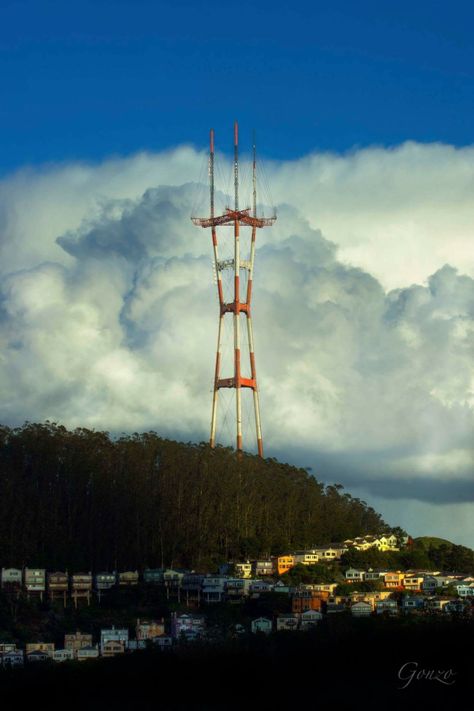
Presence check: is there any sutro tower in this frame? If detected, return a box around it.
[191,122,276,456]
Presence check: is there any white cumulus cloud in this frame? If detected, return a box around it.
[0,142,473,546]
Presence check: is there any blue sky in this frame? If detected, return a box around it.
[1,0,474,172]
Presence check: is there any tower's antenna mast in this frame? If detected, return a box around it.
[191,123,276,456]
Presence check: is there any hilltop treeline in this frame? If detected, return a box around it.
[0,423,388,571]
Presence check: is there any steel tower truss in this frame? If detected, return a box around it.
[191,122,276,456]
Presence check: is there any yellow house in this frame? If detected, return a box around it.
[403,576,423,592]
[384,572,405,589]
[373,535,399,552]
[234,561,252,579]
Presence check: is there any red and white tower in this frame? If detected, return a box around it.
[192,122,276,456]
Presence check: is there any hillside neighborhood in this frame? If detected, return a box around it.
[1,533,473,669]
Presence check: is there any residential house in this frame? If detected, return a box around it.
[252,560,274,577]
[350,591,393,606]
[143,569,164,585]
[445,600,467,614]
[153,636,173,649]
[373,535,399,551]
[402,596,425,613]
[293,551,319,566]
[273,555,295,575]
[349,593,375,610]
[426,598,451,613]
[24,568,46,600]
[345,569,366,583]
[350,537,373,551]
[403,576,424,592]
[65,631,93,656]
[128,640,147,651]
[375,599,399,616]
[48,571,69,603]
[161,569,185,592]
[276,613,300,631]
[292,590,325,613]
[102,640,125,658]
[136,619,165,640]
[313,546,347,561]
[100,627,129,653]
[181,574,205,606]
[0,568,22,592]
[1,649,24,668]
[311,583,338,594]
[94,572,116,593]
[300,610,323,629]
[171,613,205,640]
[234,561,252,579]
[26,643,55,658]
[0,643,17,654]
[53,649,74,663]
[226,578,251,602]
[27,650,52,663]
[384,572,405,589]
[273,581,293,594]
[422,576,439,594]
[118,571,139,586]
[77,645,99,661]
[251,617,272,634]
[326,602,346,614]
[351,602,372,617]
[71,572,93,606]
[453,584,474,598]
[249,580,274,596]
[202,576,226,603]
[364,570,387,583]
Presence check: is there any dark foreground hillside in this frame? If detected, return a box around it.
[0,423,388,570]
[0,617,471,709]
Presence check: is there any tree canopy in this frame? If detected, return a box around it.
[0,422,389,571]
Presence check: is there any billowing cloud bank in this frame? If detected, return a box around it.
[0,142,473,545]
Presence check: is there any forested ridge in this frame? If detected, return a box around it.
[0,423,389,571]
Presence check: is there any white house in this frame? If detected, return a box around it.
[251,617,272,634]
[364,570,387,582]
[77,645,100,661]
[351,602,372,617]
[345,569,366,583]
[53,649,75,662]
[1,568,22,590]
[300,610,323,629]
